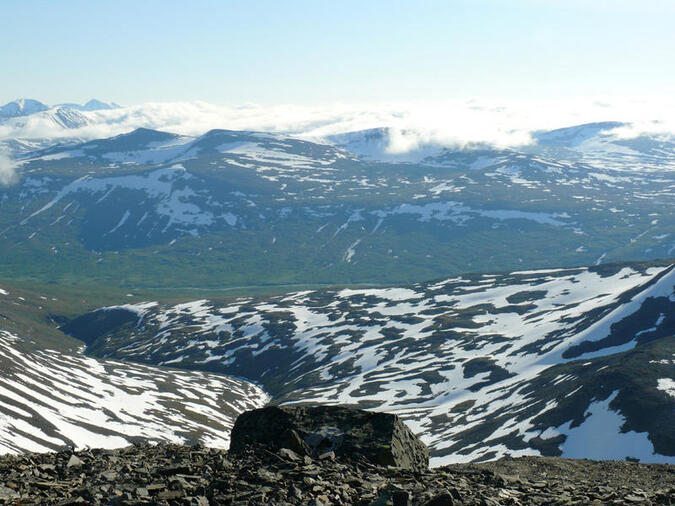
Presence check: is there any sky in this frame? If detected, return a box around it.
[2,0,675,107]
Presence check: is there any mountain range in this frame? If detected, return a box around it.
[0,118,672,289]
[0,98,672,466]
[0,259,672,464]
[0,98,118,119]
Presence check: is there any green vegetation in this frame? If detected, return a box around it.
[1,134,672,290]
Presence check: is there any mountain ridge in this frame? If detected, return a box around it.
[0,98,49,119]
[59,259,675,465]
[1,123,672,289]
[0,98,118,120]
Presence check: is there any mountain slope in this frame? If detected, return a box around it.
[0,286,268,455]
[62,260,675,465]
[533,122,627,147]
[55,99,119,111]
[1,126,672,288]
[0,99,49,119]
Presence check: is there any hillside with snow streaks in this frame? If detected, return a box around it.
[0,328,267,455]
[65,262,675,465]
[2,125,673,288]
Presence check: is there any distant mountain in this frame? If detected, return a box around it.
[0,99,118,143]
[61,260,675,464]
[0,125,672,287]
[327,127,452,163]
[0,98,672,174]
[21,127,343,168]
[55,99,120,111]
[524,121,675,172]
[0,99,49,119]
[45,126,191,160]
[0,104,90,129]
[47,107,91,129]
[329,122,675,174]
[327,127,393,158]
[533,121,627,147]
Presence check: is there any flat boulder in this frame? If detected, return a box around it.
[229,405,429,471]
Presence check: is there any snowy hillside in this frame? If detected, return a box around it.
[0,290,267,455]
[1,125,672,288]
[0,98,117,155]
[331,122,675,174]
[1,106,90,132]
[54,99,119,111]
[0,98,116,121]
[0,99,49,119]
[64,261,675,465]
[527,122,675,173]
[326,127,450,163]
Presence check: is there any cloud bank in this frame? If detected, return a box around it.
[2,96,675,154]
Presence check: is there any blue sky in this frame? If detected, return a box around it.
[2,0,674,106]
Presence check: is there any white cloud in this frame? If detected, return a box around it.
[1,96,675,154]
[0,151,18,185]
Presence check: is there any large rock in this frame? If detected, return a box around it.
[229,405,429,471]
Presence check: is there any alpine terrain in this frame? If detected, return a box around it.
[0,107,673,289]
[4,260,668,466]
[0,98,673,478]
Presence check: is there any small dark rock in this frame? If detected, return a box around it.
[422,492,454,506]
[392,488,411,506]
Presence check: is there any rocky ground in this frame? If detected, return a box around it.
[0,443,673,505]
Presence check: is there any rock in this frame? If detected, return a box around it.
[159,464,191,475]
[146,483,166,495]
[101,471,118,481]
[66,455,84,468]
[58,497,86,505]
[0,485,19,501]
[278,427,312,456]
[422,492,455,506]
[373,485,412,506]
[392,488,411,506]
[158,489,184,500]
[257,468,281,482]
[289,485,303,500]
[230,405,430,471]
[625,494,647,503]
[278,447,301,461]
[0,441,671,504]
[447,488,462,501]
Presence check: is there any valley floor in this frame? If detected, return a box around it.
[0,444,673,505]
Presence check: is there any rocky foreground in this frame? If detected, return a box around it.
[0,443,672,505]
[1,406,673,505]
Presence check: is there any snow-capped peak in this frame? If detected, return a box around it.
[0,99,49,119]
[55,99,120,111]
